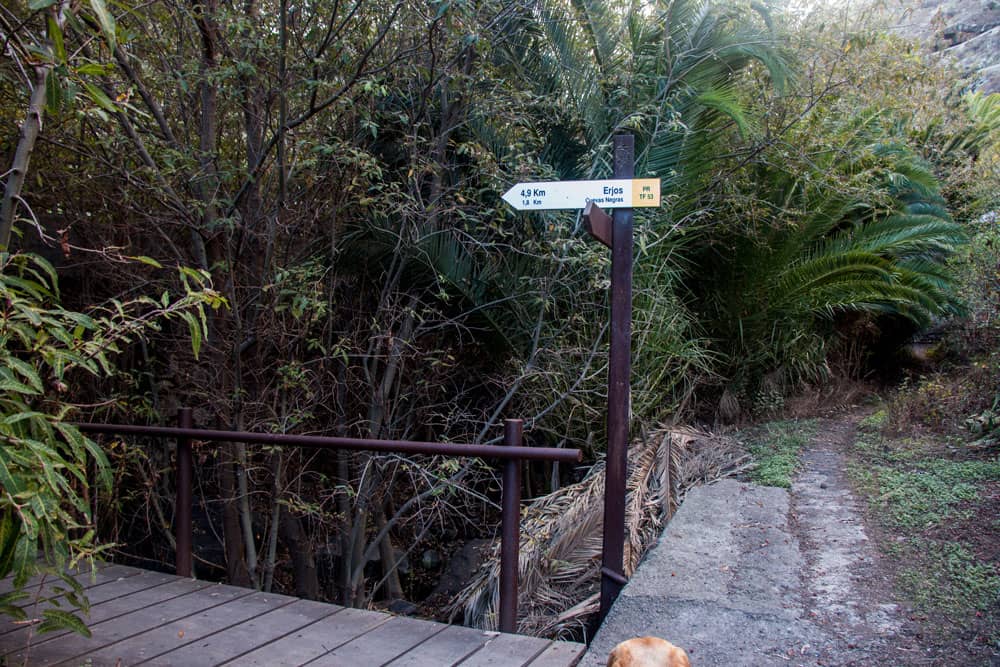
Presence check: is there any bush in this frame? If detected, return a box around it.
[0,252,221,635]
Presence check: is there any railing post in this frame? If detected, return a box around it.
[176,407,194,578]
[499,418,523,634]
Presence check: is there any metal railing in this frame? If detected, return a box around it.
[77,408,582,634]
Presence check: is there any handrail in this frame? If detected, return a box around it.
[76,409,582,634]
[76,423,582,463]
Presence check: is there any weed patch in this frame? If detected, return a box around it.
[744,420,815,488]
[861,465,977,529]
[847,427,1000,650]
[897,540,1000,616]
[858,409,887,432]
[886,359,999,435]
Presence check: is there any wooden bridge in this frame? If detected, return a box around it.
[0,563,584,666]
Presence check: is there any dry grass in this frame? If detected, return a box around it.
[779,376,876,419]
[448,425,750,639]
[885,361,998,435]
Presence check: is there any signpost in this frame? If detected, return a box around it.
[502,135,646,625]
[501,178,660,211]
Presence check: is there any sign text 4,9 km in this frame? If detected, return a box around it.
[501,178,660,211]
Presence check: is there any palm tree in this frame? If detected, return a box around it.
[693,111,966,397]
[488,0,791,191]
[471,0,792,418]
[450,0,793,633]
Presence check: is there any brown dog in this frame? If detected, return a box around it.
[607,636,691,667]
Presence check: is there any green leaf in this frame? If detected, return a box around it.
[434,0,451,19]
[6,358,43,393]
[0,592,28,622]
[28,0,59,9]
[0,453,25,497]
[0,508,21,580]
[47,16,66,63]
[82,83,117,113]
[39,608,91,637]
[88,0,116,51]
[0,378,41,396]
[3,411,46,425]
[182,312,202,359]
[12,535,35,587]
[62,311,97,330]
[75,63,111,76]
[46,70,63,114]
[57,569,88,611]
[129,255,163,269]
[80,435,112,491]
[4,275,51,301]
[177,266,208,286]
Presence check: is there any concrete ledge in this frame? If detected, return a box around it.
[580,479,833,667]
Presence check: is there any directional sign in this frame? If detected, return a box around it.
[501,178,660,211]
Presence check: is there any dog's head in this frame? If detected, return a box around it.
[607,636,691,667]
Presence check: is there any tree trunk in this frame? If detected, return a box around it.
[279,512,319,599]
[262,450,282,593]
[375,506,404,602]
[218,449,251,586]
[0,65,49,249]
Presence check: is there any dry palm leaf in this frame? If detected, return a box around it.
[448,425,749,639]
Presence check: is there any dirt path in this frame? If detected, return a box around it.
[579,411,944,666]
[790,414,911,665]
[791,413,999,666]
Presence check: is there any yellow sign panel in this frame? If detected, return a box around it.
[631,178,660,207]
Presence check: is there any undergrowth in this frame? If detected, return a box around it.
[896,540,999,616]
[848,422,1000,650]
[851,454,999,530]
[743,420,815,488]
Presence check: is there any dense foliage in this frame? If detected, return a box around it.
[0,251,218,634]
[1,0,996,631]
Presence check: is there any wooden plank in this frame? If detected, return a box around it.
[0,564,141,637]
[383,624,497,666]
[218,606,389,666]
[2,562,585,667]
[141,597,340,666]
[525,640,586,666]
[71,588,296,666]
[458,633,553,666]
[0,560,112,595]
[0,568,175,645]
[304,615,448,666]
[0,574,207,661]
[16,582,251,667]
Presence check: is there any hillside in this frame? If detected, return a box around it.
[892,0,1000,91]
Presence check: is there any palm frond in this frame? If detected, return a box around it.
[449,425,750,638]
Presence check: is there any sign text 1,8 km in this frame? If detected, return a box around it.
[501,178,660,211]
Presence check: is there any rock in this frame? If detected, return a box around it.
[388,598,419,616]
[421,549,441,570]
[891,0,1000,91]
[429,539,491,599]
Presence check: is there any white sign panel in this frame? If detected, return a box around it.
[501,179,661,211]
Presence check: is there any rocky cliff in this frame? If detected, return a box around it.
[893,0,1000,92]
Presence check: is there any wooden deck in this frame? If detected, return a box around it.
[0,564,584,666]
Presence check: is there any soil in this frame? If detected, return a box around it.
[794,410,1000,666]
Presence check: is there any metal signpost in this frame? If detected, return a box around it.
[503,134,655,624]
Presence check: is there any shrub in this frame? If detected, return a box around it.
[0,252,220,635]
